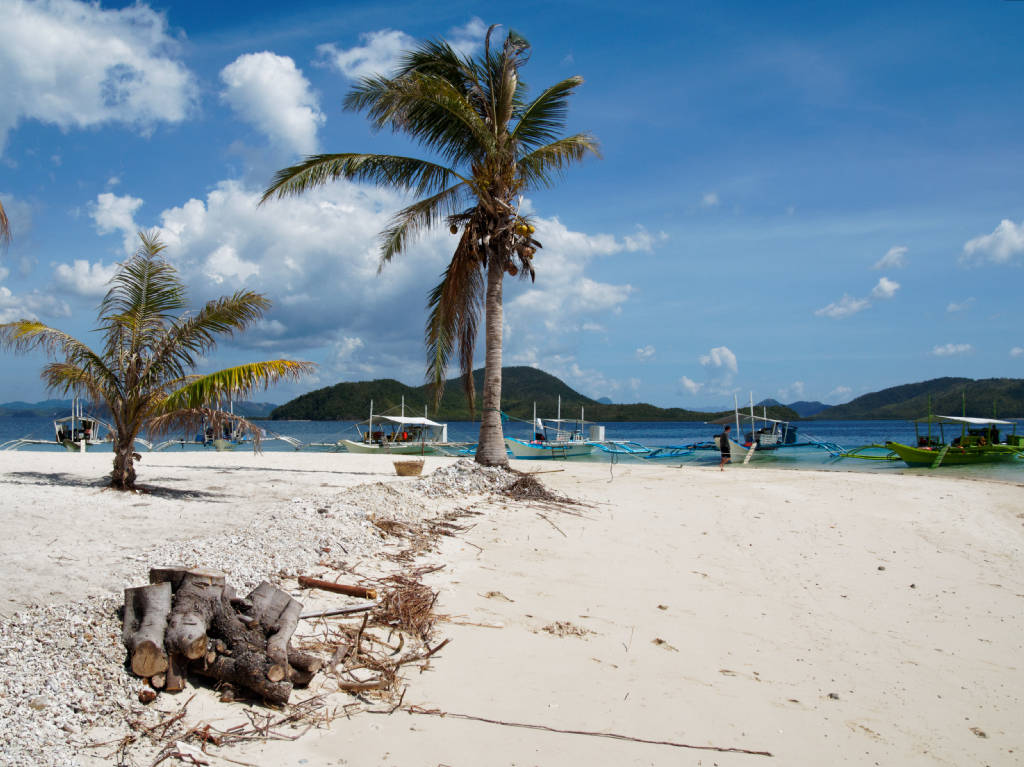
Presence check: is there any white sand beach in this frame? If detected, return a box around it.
[1,451,1022,765]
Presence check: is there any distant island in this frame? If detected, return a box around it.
[0,399,279,419]
[810,377,1024,420]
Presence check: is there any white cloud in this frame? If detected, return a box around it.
[635,344,655,361]
[699,346,738,374]
[623,226,668,252]
[0,0,196,155]
[679,375,703,395]
[53,259,118,297]
[815,294,869,318]
[1010,346,1023,357]
[0,284,70,322]
[628,377,641,393]
[871,276,899,299]
[827,385,852,402]
[873,245,907,269]
[962,219,1024,264]
[931,343,973,357]
[946,297,974,313]
[220,52,324,156]
[204,244,259,284]
[701,192,719,208]
[777,381,805,400]
[317,19,486,80]
[90,191,143,253]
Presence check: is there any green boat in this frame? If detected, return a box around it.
[885,415,1024,468]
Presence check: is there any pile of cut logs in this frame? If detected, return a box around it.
[122,567,321,705]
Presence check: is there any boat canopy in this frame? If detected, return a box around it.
[358,415,443,428]
[913,415,1014,426]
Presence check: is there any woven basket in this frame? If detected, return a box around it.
[393,459,425,477]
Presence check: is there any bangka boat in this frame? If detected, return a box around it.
[708,394,845,463]
[338,399,451,455]
[885,415,1024,467]
[0,397,127,452]
[503,400,596,459]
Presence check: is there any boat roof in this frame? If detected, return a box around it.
[913,415,1014,426]
[361,415,443,427]
[539,417,592,425]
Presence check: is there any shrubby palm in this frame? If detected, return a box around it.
[0,231,313,490]
[261,26,598,466]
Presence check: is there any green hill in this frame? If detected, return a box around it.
[815,377,1024,420]
[271,366,799,423]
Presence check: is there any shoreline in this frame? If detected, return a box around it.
[0,452,1021,765]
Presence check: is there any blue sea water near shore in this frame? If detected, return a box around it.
[2,416,1021,482]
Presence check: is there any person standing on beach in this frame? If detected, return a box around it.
[718,425,731,470]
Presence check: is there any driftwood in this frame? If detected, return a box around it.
[122,582,172,678]
[297,576,378,600]
[162,570,225,660]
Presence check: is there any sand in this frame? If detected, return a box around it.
[1,450,1022,765]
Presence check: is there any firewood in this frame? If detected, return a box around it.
[266,664,287,683]
[297,576,377,600]
[190,654,291,706]
[166,572,225,660]
[164,652,187,693]
[248,581,301,669]
[149,673,166,690]
[287,649,322,674]
[122,582,172,678]
[209,592,292,705]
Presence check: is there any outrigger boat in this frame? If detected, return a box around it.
[0,398,120,452]
[885,415,1024,467]
[338,398,451,455]
[504,399,596,459]
[708,393,845,463]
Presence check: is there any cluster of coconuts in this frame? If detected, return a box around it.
[448,219,538,276]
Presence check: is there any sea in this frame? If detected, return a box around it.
[2,415,1022,483]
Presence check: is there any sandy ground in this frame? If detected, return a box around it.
[2,451,1022,765]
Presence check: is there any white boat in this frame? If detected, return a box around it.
[503,399,596,459]
[338,399,450,455]
[0,397,124,452]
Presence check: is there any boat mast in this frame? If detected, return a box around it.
[369,399,373,444]
[749,392,755,440]
[533,401,537,439]
[733,394,741,438]
[401,396,405,419]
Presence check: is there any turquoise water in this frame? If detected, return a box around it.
[2,416,1022,482]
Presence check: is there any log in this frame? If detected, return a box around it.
[166,572,224,660]
[149,566,225,591]
[209,592,292,705]
[122,582,171,678]
[190,654,291,706]
[289,667,316,687]
[297,576,377,600]
[248,581,301,669]
[164,652,187,693]
[287,650,322,674]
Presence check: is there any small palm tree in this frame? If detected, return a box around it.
[261,26,598,466]
[0,231,314,490]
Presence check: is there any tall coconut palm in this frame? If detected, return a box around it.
[0,231,314,490]
[261,26,598,466]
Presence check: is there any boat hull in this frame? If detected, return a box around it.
[504,437,595,459]
[886,441,1022,467]
[338,439,441,455]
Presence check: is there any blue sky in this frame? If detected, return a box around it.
[1,0,1023,409]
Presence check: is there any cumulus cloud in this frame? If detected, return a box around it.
[318,18,485,80]
[699,346,738,374]
[777,381,805,400]
[873,245,907,269]
[815,294,870,318]
[827,385,852,402]
[220,52,324,155]
[204,244,259,285]
[701,192,719,208]
[53,259,119,297]
[871,276,899,299]
[635,344,655,361]
[1011,347,1023,357]
[623,226,668,252]
[0,0,196,155]
[0,284,70,322]
[679,375,702,395]
[931,343,973,357]
[962,219,1024,264]
[946,297,974,313]
[90,191,143,252]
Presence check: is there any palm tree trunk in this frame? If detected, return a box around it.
[111,437,138,490]
[475,259,508,466]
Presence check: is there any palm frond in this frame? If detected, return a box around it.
[344,73,496,164]
[146,407,265,450]
[425,230,485,408]
[517,133,601,190]
[260,154,463,204]
[0,199,10,248]
[155,360,315,414]
[378,182,470,269]
[511,76,585,151]
[40,361,109,404]
[0,321,121,394]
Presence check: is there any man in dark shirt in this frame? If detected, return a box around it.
[719,424,731,470]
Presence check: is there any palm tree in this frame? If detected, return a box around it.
[0,231,314,490]
[261,26,598,466]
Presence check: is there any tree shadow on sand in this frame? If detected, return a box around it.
[3,471,228,501]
